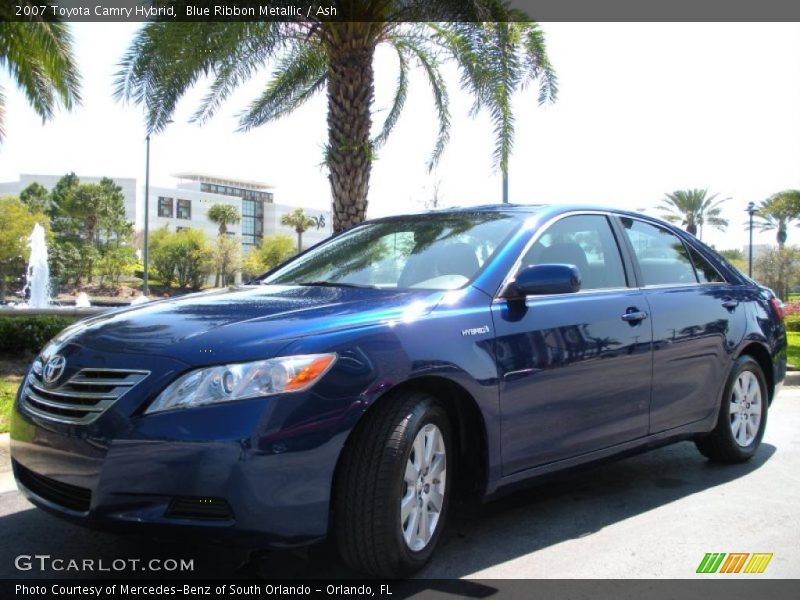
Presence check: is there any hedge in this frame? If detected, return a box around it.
[0,316,78,355]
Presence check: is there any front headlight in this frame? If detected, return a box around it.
[145,353,337,414]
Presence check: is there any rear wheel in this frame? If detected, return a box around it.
[334,391,452,577]
[695,356,768,463]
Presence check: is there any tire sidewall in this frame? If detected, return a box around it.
[388,397,453,571]
[718,356,768,458]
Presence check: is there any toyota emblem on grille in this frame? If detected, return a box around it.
[43,355,66,385]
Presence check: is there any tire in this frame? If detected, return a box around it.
[695,356,768,463]
[334,391,452,577]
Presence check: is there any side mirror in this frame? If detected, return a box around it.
[503,264,582,299]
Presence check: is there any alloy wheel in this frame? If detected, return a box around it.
[401,423,447,551]
[729,370,762,447]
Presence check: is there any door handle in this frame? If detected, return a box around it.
[621,310,648,323]
[721,298,739,310]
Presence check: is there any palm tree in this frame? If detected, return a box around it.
[206,203,241,236]
[658,189,729,239]
[114,9,557,232]
[206,203,240,285]
[0,5,81,140]
[754,190,800,249]
[281,208,316,252]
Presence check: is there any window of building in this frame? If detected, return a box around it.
[177,199,191,219]
[200,182,273,203]
[241,198,264,247]
[620,218,696,286]
[158,197,173,218]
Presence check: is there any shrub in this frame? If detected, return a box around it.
[150,228,214,289]
[0,316,77,354]
[242,234,296,279]
[785,313,800,332]
[782,300,800,317]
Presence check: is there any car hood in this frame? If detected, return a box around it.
[54,285,446,364]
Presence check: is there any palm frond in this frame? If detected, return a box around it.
[192,23,288,124]
[237,41,327,131]
[395,37,450,171]
[0,19,80,133]
[372,41,409,149]
[434,21,555,172]
[115,22,282,133]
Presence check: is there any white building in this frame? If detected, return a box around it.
[0,172,332,252]
[148,173,331,251]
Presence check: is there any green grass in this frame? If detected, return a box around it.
[0,376,21,434]
[788,332,800,370]
[0,355,32,434]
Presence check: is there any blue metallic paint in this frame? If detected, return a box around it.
[10,204,786,547]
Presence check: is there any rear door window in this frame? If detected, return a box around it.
[620,218,697,286]
[687,246,726,283]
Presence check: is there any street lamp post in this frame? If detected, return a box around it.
[143,133,151,296]
[747,201,757,278]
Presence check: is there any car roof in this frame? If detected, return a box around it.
[380,203,647,219]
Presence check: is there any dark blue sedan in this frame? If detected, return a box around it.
[10,205,786,577]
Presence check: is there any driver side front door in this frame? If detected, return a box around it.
[492,214,653,475]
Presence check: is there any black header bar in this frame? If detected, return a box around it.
[4,0,800,23]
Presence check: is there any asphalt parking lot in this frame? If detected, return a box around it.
[2,378,799,580]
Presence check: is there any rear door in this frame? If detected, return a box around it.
[493,213,653,475]
[615,217,747,432]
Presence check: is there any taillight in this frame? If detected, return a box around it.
[770,297,784,320]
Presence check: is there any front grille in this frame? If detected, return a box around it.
[165,497,233,521]
[21,366,149,425]
[14,460,91,512]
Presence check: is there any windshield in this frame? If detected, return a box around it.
[261,212,521,290]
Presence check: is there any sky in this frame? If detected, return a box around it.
[1,21,798,252]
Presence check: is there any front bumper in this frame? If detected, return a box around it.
[10,347,369,547]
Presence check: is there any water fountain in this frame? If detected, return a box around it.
[22,223,51,308]
[74,292,91,308]
[0,224,105,317]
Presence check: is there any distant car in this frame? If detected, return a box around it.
[10,205,786,577]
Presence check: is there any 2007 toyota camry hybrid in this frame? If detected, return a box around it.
[11,205,786,577]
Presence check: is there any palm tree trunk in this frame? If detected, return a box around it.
[296,230,302,252]
[325,29,376,233]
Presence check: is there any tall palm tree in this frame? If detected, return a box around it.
[281,208,316,252]
[206,203,241,236]
[114,7,557,232]
[754,190,800,249]
[658,188,729,238]
[0,4,81,140]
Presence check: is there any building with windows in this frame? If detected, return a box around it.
[148,173,331,251]
[0,172,333,252]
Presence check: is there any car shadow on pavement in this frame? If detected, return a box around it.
[419,440,777,578]
[0,440,777,580]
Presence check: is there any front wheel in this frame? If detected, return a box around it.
[334,391,452,577]
[695,356,768,463]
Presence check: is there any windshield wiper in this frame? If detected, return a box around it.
[297,281,378,289]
